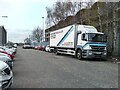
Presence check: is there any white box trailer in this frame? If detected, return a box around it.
[50,24,107,59]
[50,25,75,48]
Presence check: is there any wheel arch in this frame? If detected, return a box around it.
[75,46,83,57]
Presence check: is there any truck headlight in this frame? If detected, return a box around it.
[104,47,107,50]
[0,83,2,89]
[84,45,92,50]
[103,52,107,55]
[89,52,92,55]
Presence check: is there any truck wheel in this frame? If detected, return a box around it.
[77,50,82,60]
[55,49,58,55]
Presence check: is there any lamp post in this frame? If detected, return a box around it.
[42,17,45,42]
[0,16,8,25]
[2,16,8,18]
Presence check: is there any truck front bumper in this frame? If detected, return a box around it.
[82,50,107,59]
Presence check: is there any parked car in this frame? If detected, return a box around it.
[10,47,17,55]
[42,45,46,51]
[23,44,32,49]
[0,46,14,55]
[13,44,17,48]
[34,46,40,50]
[6,46,17,55]
[45,45,50,52]
[0,61,13,90]
[0,56,13,69]
[0,52,11,59]
[0,48,14,60]
[34,46,44,51]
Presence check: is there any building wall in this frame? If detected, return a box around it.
[0,26,7,46]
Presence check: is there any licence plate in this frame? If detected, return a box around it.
[95,52,102,54]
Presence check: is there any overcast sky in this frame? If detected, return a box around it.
[0,0,103,43]
[0,0,57,43]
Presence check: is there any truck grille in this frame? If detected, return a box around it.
[90,45,105,52]
[94,53,102,57]
[3,68,10,75]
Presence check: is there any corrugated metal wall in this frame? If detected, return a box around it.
[0,26,7,46]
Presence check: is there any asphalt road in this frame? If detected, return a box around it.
[11,47,118,88]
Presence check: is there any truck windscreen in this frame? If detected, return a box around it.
[87,33,107,42]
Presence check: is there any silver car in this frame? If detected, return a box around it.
[0,61,13,90]
[0,56,13,69]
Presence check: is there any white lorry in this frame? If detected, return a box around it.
[50,24,107,59]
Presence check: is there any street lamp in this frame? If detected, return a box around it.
[42,17,45,42]
[0,15,8,26]
[2,16,8,18]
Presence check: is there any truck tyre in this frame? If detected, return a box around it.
[55,49,59,55]
[77,50,82,60]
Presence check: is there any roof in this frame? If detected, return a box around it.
[78,25,98,33]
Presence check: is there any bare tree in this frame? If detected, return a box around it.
[32,27,43,43]
[46,1,75,27]
[112,2,119,56]
[85,0,95,24]
[55,2,65,20]
[24,37,31,44]
[46,7,57,26]
[7,41,14,46]
[45,0,93,28]
[97,2,102,32]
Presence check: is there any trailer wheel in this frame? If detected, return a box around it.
[77,50,82,60]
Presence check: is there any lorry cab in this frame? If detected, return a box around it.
[75,25,107,59]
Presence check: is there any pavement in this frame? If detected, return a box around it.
[11,47,118,88]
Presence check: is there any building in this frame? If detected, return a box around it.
[0,26,7,46]
[45,2,120,57]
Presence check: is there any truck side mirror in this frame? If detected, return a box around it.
[81,34,87,41]
[82,38,87,41]
[77,31,81,34]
